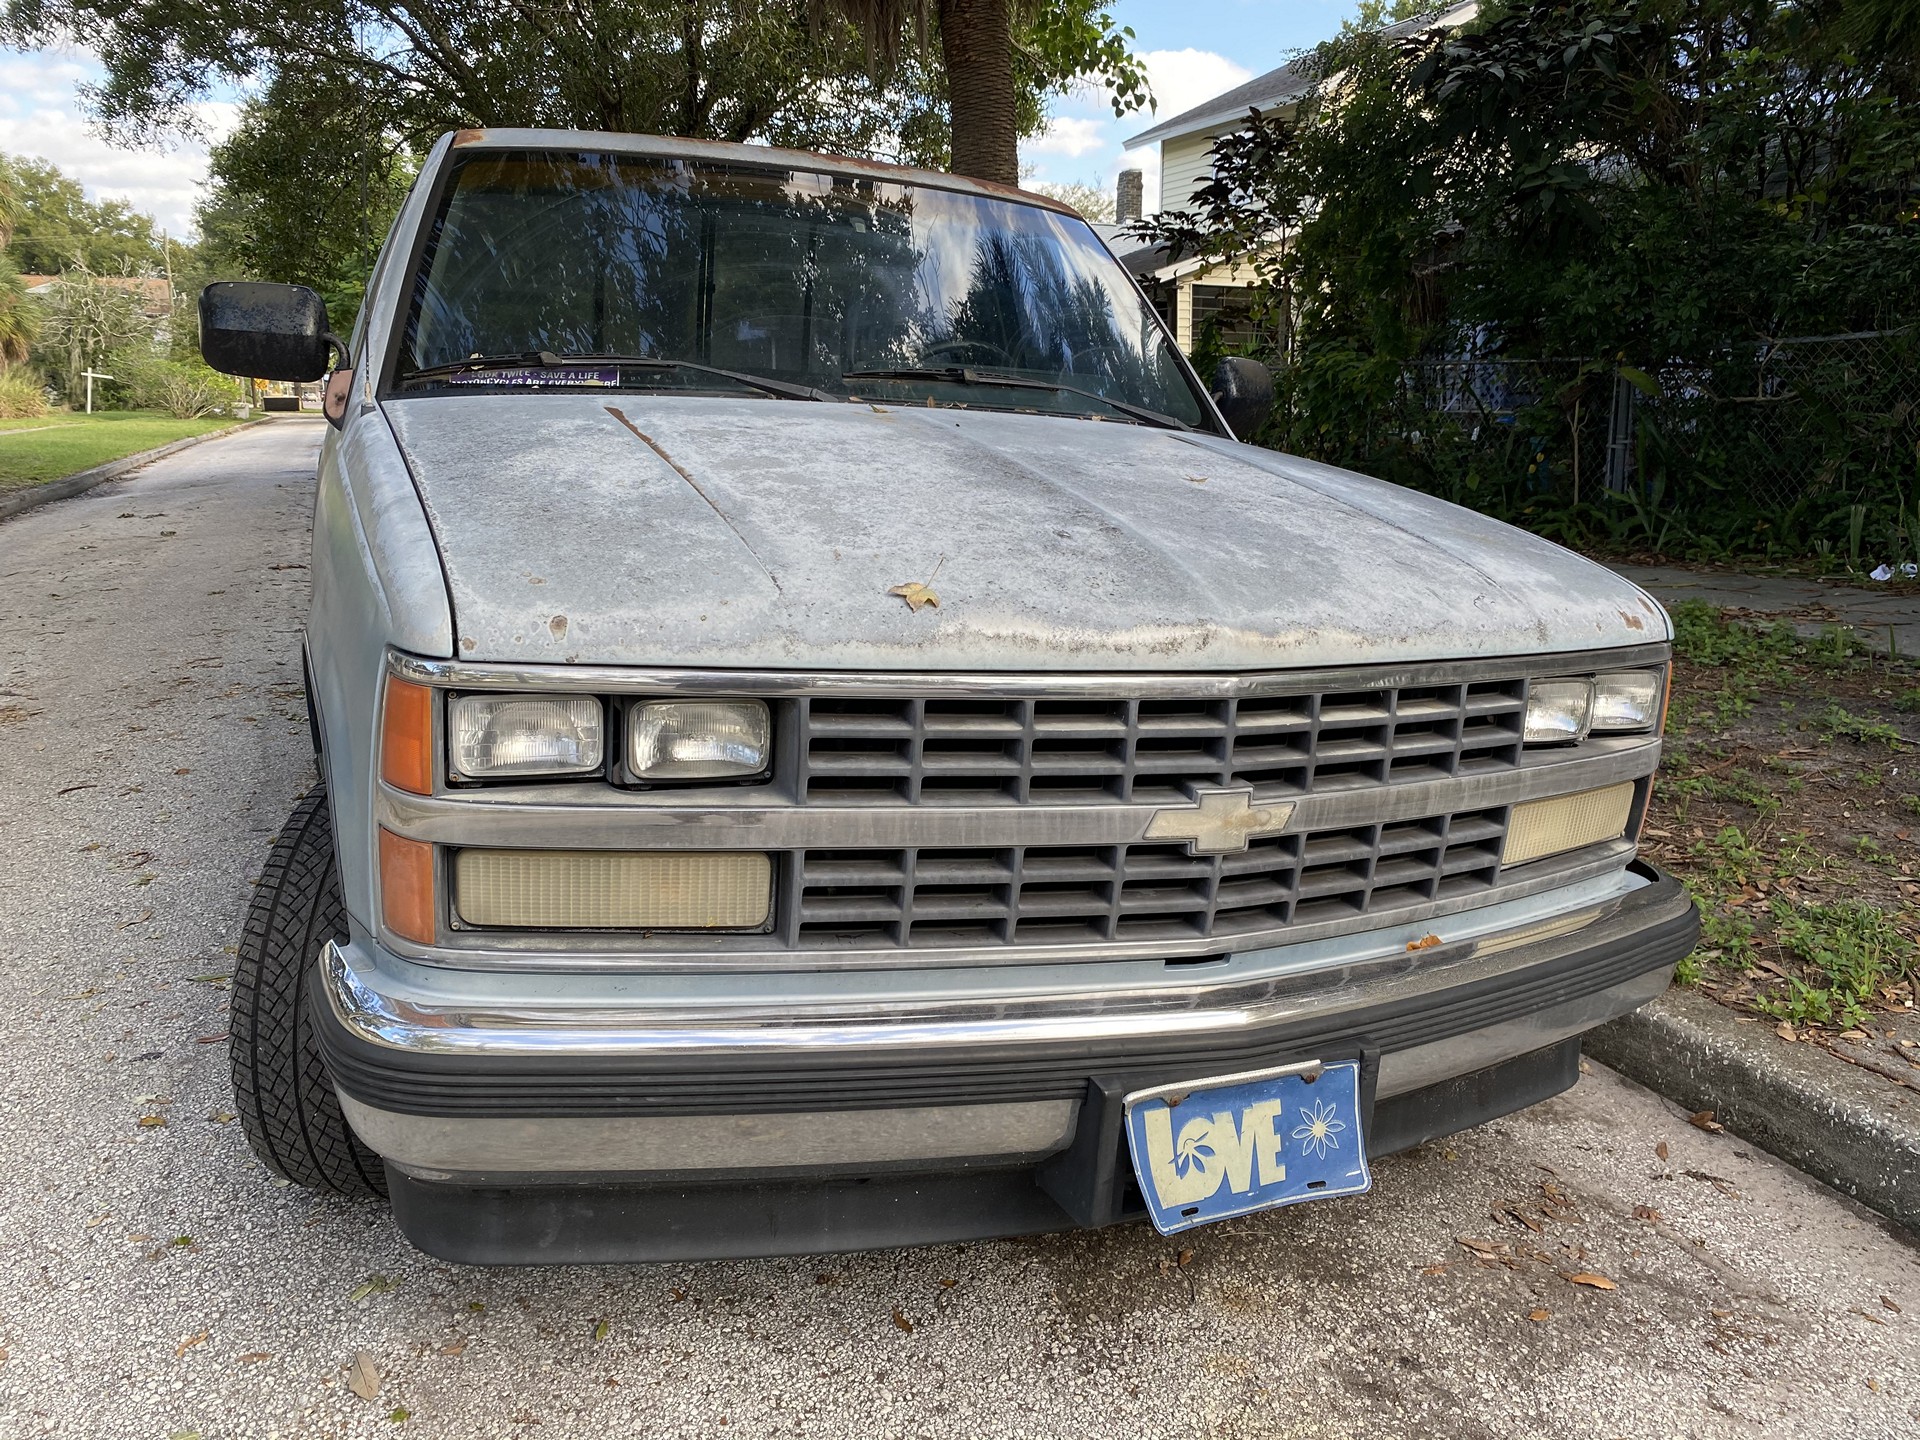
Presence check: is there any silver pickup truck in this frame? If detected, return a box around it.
[199,128,1697,1263]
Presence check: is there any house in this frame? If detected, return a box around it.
[1114,4,1478,355]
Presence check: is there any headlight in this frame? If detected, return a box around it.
[448,694,604,779]
[1590,670,1663,732]
[629,700,771,780]
[1523,679,1592,745]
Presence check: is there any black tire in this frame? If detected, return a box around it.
[230,787,387,1196]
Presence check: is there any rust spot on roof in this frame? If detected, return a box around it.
[452,128,487,147]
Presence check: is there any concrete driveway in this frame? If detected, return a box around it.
[1,421,1916,1440]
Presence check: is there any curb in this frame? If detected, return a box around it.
[0,417,275,524]
[1587,987,1920,1233]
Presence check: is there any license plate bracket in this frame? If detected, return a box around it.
[1123,1059,1372,1235]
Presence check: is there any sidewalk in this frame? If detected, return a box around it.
[1613,562,1920,656]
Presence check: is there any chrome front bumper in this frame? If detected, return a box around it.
[317,865,1698,1185]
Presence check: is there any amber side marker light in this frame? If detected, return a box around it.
[379,828,437,945]
[381,677,434,796]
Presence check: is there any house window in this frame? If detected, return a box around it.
[1191,284,1268,352]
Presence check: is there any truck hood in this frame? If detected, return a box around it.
[383,394,1665,670]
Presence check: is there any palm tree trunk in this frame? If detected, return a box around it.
[938,0,1019,185]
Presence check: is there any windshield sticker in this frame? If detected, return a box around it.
[441,367,622,388]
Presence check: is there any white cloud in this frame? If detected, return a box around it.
[1053,48,1255,216]
[1130,48,1257,135]
[0,48,240,239]
[1028,115,1107,160]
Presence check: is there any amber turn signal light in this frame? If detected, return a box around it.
[379,827,437,945]
[381,677,434,796]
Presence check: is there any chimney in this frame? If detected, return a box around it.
[1116,170,1144,224]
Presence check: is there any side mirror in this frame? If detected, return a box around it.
[1210,356,1274,441]
[199,281,338,382]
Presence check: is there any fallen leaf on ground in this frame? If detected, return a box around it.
[1456,1237,1499,1257]
[137,1116,166,1128]
[592,1319,610,1342]
[1177,1249,1194,1266]
[939,1278,957,1289]
[388,1407,410,1423]
[887,581,940,612]
[208,1112,235,1125]
[1882,1296,1901,1313]
[193,1033,227,1045]
[1655,1141,1669,1160]
[437,1341,466,1357]
[1527,1309,1550,1322]
[1564,1272,1618,1290]
[174,1331,209,1358]
[1418,1263,1450,1276]
[347,1351,382,1400]
[1633,1205,1662,1222]
[237,1352,272,1364]
[1688,1110,1725,1133]
[891,1309,914,1333]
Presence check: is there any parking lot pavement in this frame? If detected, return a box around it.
[2,422,1918,1440]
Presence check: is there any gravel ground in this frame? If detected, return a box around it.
[2,421,1918,1440]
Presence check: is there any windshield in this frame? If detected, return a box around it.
[396,149,1210,428]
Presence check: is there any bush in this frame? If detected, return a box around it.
[109,351,238,419]
[0,368,52,418]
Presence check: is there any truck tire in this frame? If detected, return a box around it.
[230,787,387,1197]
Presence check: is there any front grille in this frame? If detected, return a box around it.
[789,803,1510,951]
[799,680,1527,806]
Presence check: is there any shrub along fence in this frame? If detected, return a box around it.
[1276,329,1920,562]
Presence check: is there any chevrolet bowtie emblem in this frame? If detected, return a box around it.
[1145,787,1298,855]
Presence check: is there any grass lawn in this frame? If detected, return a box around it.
[0,410,244,493]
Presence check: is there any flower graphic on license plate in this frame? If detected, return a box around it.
[1291,1098,1347,1160]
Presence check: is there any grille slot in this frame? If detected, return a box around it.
[792,805,1511,951]
[800,681,1525,806]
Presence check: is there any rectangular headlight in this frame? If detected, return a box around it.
[1590,670,1662,732]
[449,694,604,779]
[629,700,771,780]
[453,849,772,929]
[1523,679,1593,745]
[1503,783,1635,865]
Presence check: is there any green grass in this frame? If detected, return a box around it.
[1759,901,1917,1029]
[0,411,242,492]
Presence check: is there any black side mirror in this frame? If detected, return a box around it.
[1210,356,1274,440]
[200,281,338,382]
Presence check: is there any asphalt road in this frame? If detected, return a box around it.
[1,421,1917,1440]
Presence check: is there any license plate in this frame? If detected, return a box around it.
[1123,1060,1371,1235]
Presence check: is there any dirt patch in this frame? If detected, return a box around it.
[1643,601,1920,1088]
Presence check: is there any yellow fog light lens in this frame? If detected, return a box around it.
[1503,783,1635,865]
[454,850,772,929]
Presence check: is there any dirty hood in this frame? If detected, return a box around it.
[383,394,1665,670]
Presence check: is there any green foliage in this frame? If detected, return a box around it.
[0,366,50,417]
[1761,901,1916,1028]
[104,348,238,418]
[0,153,166,274]
[1815,703,1906,748]
[194,71,417,330]
[1133,1,1920,558]
[29,264,156,399]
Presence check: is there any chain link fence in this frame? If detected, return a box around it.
[1365,330,1920,544]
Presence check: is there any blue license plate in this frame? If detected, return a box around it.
[1123,1060,1371,1235]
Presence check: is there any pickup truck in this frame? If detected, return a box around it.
[199,128,1698,1263]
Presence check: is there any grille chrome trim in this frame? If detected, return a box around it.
[390,643,1675,699]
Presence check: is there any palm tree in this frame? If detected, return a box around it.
[0,266,36,370]
[825,0,1021,185]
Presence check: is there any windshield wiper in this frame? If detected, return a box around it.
[841,366,1192,431]
[403,351,841,402]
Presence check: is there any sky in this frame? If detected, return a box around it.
[0,0,1366,239]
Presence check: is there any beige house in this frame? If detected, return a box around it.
[1117,4,1478,355]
